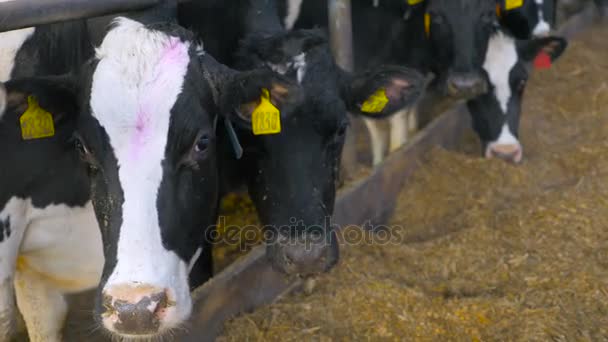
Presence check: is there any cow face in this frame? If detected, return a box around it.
[75,20,220,337]
[229,29,425,275]
[468,31,567,163]
[2,18,294,339]
[424,0,497,99]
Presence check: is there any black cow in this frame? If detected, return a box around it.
[179,0,427,275]
[0,14,298,341]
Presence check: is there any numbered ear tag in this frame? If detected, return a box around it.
[361,88,389,114]
[505,0,524,10]
[407,0,424,5]
[252,88,281,135]
[424,13,431,38]
[20,96,55,140]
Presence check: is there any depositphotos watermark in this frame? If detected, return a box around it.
[207,216,405,252]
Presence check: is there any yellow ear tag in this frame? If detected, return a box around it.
[252,88,281,135]
[424,13,431,38]
[407,0,425,5]
[505,0,524,10]
[20,96,55,141]
[361,88,389,114]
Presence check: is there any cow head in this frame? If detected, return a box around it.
[2,18,296,339]
[422,0,498,99]
[227,29,425,276]
[468,31,567,163]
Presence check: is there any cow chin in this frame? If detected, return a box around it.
[98,257,192,338]
[0,278,17,341]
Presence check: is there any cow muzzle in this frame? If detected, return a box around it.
[446,72,488,99]
[101,284,176,336]
[485,143,523,164]
[267,229,339,276]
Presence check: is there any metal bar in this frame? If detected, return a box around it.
[328,0,354,71]
[0,0,161,32]
[328,0,358,180]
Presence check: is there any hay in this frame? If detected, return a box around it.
[218,24,608,341]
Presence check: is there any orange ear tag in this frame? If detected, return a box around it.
[496,3,502,18]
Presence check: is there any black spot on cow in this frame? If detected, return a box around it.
[0,216,11,242]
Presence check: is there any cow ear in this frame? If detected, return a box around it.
[219,69,300,131]
[343,65,427,119]
[517,36,568,66]
[4,75,79,126]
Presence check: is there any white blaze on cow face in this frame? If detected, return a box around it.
[0,28,35,82]
[89,18,192,332]
[533,0,551,36]
[483,32,518,114]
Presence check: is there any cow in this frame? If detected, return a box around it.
[0,14,302,340]
[468,30,567,163]
[179,0,427,275]
[0,19,100,342]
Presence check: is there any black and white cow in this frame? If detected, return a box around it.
[0,15,300,340]
[468,30,567,162]
[179,0,427,275]
[0,19,100,342]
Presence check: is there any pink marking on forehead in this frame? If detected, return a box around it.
[129,37,190,160]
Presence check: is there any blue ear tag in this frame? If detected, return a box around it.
[224,118,243,160]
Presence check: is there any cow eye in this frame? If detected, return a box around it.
[194,134,211,155]
[195,135,210,153]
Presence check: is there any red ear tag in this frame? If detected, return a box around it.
[534,51,552,69]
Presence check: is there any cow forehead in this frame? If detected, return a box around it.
[89,17,191,238]
[90,18,191,158]
[483,32,518,113]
